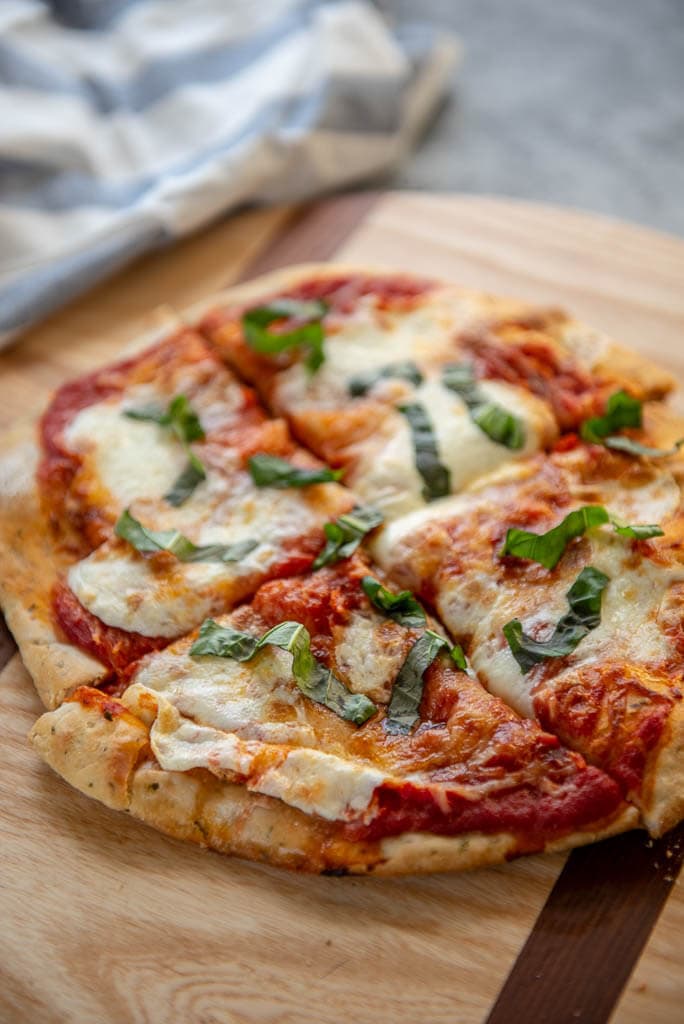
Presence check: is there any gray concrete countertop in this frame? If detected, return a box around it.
[377,0,684,237]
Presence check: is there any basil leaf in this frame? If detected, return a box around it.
[125,394,205,444]
[242,298,328,372]
[603,435,684,458]
[115,509,257,564]
[398,402,451,502]
[189,621,260,660]
[611,519,664,539]
[348,361,424,398]
[361,576,426,629]
[443,363,526,450]
[313,505,384,569]
[501,505,663,568]
[248,453,343,488]
[471,402,526,449]
[580,390,642,443]
[501,505,611,569]
[164,453,207,507]
[190,618,376,725]
[503,566,609,674]
[124,394,206,503]
[385,630,453,734]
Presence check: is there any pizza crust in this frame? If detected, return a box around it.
[29,690,639,875]
[0,425,109,709]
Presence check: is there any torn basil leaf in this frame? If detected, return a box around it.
[124,394,206,503]
[398,402,451,502]
[190,618,376,725]
[313,505,384,569]
[610,518,664,539]
[503,565,609,674]
[348,360,424,398]
[164,453,207,507]
[501,504,663,568]
[361,576,426,629]
[385,630,464,734]
[580,390,642,444]
[242,298,328,372]
[603,436,684,458]
[471,402,526,449]
[125,394,205,444]
[248,454,343,488]
[580,391,683,457]
[115,509,257,564]
[442,363,526,450]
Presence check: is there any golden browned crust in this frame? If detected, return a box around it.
[187,261,674,401]
[29,690,639,875]
[0,426,108,709]
[643,701,684,836]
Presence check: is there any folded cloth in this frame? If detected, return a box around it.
[0,0,458,346]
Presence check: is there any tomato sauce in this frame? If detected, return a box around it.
[53,581,168,676]
[344,765,623,845]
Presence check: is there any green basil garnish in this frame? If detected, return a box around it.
[163,452,207,508]
[398,402,451,502]
[503,566,609,674]
[501,505,662,569]
[602,436,684,458]
[580,390,642,443]
[248,453,343,488]
[385,630,466,734]
[124,394,207,505]
[114,509,257,564]
[361,576,426,629]
[242,298,328,372]
[313,505,384,569]
[190,618,376,725]
[442,363,525,450]
[580,391,683,457]
[348,361,423,398]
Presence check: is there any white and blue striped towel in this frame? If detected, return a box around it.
[0,0,458,346]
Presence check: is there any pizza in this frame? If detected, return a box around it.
[1,262,682,875]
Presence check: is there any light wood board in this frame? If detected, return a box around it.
[0,192,682,1024]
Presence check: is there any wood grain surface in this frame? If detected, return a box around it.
[0,192,683,1024]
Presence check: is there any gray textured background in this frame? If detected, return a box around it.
[377,0,684,237]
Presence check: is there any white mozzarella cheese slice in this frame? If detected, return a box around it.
[133,687,385,822]
[64,398,188,507]
[67,485,323,637]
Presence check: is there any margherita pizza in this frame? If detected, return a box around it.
[0,263,681,874]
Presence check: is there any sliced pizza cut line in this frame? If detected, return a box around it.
[29,556,636,873]
[372,443,684,835]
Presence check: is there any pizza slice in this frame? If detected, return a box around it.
[198,265,674,519]
[0,328,355,709]
[29,555,636,874]
[373,408,684,835]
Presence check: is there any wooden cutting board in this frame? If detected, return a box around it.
[1,193,683,1024]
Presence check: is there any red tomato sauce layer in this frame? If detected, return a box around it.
[345,765,623,847]
[533,666,675,797]
[53,581,168,677]
[462,334,604,431]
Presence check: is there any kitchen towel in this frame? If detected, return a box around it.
[0,0,458,345]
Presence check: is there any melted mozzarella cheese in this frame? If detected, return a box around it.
[351,378,551,520]
[67,485,322,637]
[470,535,684,717]
[132,646,316,745]
[332,611,409,703]
[135,686,385,822]
[273,292,467,410]
[64,398,188,506]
